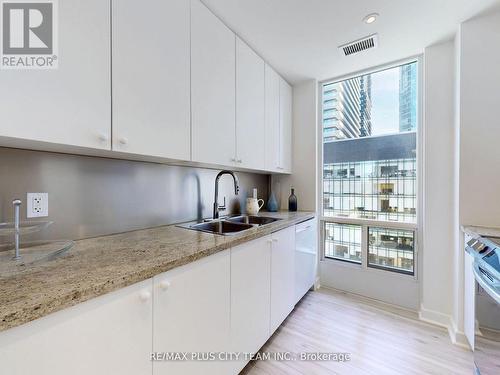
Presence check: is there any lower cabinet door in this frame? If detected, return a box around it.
[294,219,318,304]
[152,249,231,375]
[270,226,296,333]
[230,235,271,373]
[0,279,153,375]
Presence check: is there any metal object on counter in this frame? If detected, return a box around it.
[177,214,282,236]
[0,239,74,276]
[12,199,21,260]
[213,170,240,219]
[0,199,73,273]
[0,220,53,237]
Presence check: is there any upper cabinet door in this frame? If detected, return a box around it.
[191,0,236,166]
[236,38,266,170]
[0,0,111,150]
[112,0,190,160]
[265,64,281,172]
[280,78,293,173]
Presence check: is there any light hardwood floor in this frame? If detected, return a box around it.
[241,288,473,375]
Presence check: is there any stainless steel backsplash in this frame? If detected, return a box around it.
[0,147,269,241]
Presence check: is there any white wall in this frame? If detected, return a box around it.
[288,8,500,341]
[420,9,500,347]
[419,40,456,329]
[414,10,500,345]
[458,10,500,228]
[272,80,317,212]
[452,8,500,346]
[452,29,464,346]
[320,262,420,310]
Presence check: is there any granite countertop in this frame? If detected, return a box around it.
[462,225,500,238]
[0,211,315,332]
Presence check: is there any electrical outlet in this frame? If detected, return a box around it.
[27,193,48,218]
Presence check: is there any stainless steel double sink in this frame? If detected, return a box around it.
[179,215,282,236]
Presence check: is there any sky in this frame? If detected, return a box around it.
[369,67,400,136]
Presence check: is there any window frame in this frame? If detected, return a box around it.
[317,56,423,281]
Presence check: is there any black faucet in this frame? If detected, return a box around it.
[213,170,239,219]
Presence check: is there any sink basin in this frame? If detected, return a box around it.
[226,215,282,226]
[189,220,254,235]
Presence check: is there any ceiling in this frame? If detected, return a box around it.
[202,0,500,84]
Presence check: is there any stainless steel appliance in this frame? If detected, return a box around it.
[466,236,500,375]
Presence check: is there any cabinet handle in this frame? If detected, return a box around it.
[119,137,129,145]
[159,280,170,291]
[237,159,242,163]
[98,134,108,142]
[267,239,273,244]
[230,157,236,162]
[296,225,312,233]
[272,238,278,242]
[139,290,151,302]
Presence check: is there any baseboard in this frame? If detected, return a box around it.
[449,318,470,349]
[418,304,471,349]
[314,275,321,290]
[320,285,418,320]
[418,304,451,328]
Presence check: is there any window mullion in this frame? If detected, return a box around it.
[361,225,368,270]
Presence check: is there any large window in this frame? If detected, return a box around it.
[321,61,418,276]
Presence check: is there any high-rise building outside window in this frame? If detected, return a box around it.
[321,61,418,275]
[399,63,417,132]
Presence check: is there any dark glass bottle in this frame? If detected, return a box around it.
[288,188,297,212]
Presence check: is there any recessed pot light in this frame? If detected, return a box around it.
[363,13,379,24]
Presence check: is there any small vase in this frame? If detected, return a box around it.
[267,191,278,212]
[288,188,297,212]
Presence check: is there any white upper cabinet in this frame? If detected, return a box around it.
[236,38,266,170]
[191,0,236,166]
[280,78,293,173]
[265,64,292,173]
[265,64,281,172]
[0,0,291,172]
[112,0,190,160]
[0,0,111,150]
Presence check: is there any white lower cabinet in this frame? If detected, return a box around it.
[295,218,318,304]
[0,279,153,375]
[0,224,315,375]
[230,235,271,373]
[270,226,296,333]
[152,249,231,375]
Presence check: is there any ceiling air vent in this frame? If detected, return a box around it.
[339,34,378,56]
